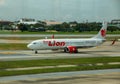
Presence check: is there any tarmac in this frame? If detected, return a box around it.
[0,41,120,61]
[0,34,120,37]
[0,36,120,84]
[0,69,120,84]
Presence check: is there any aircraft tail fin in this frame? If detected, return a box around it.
[92,22,107,40]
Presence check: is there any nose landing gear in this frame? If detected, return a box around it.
[35,50,38,54]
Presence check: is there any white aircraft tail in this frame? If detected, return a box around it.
[92,22,107,40]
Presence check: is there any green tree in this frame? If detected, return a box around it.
[18,24,28,32]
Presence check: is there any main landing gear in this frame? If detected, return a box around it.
[64,47,78,53]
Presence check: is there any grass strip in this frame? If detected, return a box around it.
[0,65,119,77]
[0,31,120,34]
[0,43,28,50]
[0,57,120,69]
[0,36,120,40]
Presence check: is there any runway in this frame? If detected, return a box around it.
[0,69,120,84]
[0,41,120,61]
[0,36,120,84]
[0,34,120,37]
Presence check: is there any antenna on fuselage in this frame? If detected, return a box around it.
[52,34,54,39]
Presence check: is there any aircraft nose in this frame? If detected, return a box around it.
[27,44,33,49]
[27,44,30,48]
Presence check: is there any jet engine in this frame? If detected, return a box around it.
[64,46,78,53]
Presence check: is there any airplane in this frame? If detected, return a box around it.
[27,22,107,54]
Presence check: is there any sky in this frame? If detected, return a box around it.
[0,0,120,22]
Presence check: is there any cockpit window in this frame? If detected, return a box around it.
[33,42,37,44]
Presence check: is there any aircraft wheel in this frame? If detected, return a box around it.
[64,47,69,53]
[74,49,78,53]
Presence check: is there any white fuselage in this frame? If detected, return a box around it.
[27,38,104,50]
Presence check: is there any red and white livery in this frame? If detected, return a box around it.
[27,22,107,54]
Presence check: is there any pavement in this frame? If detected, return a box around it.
[0,35,120,84]
[0,34,120,37]
[0,69,120,84]
[0,39,31,43]
[0,41,120,61]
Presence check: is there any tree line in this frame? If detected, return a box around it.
[0,21,119,32]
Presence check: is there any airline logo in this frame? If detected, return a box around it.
[101,29,106,37]
[43,40,65,46]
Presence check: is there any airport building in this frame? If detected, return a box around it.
[0,20,13,30]
[111,19,120,24]
[0,20,13,25]
[17,19,62,26]
[43,20,62,26]
[18,18,38,25]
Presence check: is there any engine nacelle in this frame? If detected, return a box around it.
[64,46,78,53]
